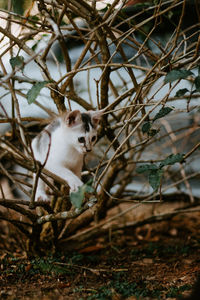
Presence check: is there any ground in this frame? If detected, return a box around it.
[0,211,200,300]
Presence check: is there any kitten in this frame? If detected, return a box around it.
[31,109,102,202]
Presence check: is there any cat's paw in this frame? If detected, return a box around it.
[69,179,83,193]
[69,185,82,193]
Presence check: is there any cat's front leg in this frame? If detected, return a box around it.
[68,175,83,193]
[48,166,83,193]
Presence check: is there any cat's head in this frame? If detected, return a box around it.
[62,109,103,154]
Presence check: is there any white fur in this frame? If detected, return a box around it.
[32,110,102,202]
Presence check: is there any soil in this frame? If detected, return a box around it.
[0,211,200,300]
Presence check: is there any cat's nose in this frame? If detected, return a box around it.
[86,148,91,152]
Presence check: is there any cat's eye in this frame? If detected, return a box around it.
[91,136,96,142]
[78,137,85,143]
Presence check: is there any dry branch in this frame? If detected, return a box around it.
[0,0,199,254]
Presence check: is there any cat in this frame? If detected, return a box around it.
[31,109,102,202]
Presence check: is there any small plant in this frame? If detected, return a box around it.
[136,153,184,191]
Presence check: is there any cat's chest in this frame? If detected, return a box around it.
[49,133,83,173]
[64,153,83,174]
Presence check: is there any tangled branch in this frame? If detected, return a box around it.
[0,0,200,254]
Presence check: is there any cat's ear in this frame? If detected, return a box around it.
[65,110,82,127]
[89,110,104,128]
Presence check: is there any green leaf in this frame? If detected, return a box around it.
[70,188,84,209]
[10,56,24,69]
[159,153,184,168]
[164,69,193,83]
[26,81,49,104]
[142,122,152,134]
[194,76,200,92]
[136,164,158,174]
[149,169,163,191]
[175,88,189,97]
[70,180,94,209]
[153,107,173,121]
[82,179,94,194]
[148,129,159,136]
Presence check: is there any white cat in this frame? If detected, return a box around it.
[31,109,102,202]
